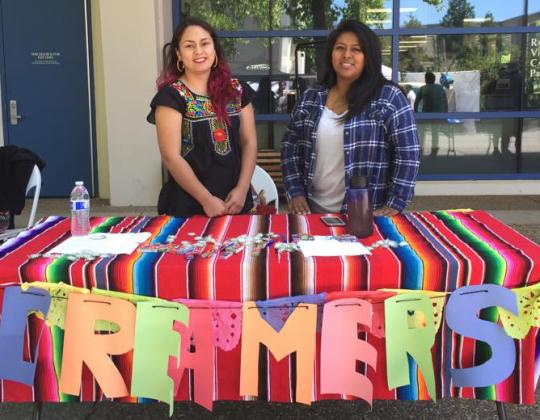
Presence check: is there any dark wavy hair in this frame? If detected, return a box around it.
[322,20,392,119]
[157,17,237,124]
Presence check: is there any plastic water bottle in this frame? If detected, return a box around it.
[70,181,90,236]
[346,171,373,238]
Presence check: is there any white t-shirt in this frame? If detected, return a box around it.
[310,107,346,213]
[407,90,416,108]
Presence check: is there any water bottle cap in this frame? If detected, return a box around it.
[350,173,368,188]
[75,181,84,186]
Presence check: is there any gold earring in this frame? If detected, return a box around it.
[212,56,218,69]
[176,58,184,72]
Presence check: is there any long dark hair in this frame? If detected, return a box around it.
[322,20,390,119]
[157,17,237,124]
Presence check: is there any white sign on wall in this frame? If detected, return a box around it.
[30,51,61,65]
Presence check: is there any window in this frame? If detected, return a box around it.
[526,33,540,108]
[256,122,288,149]
[400,0,525,28]
[181,0,271,31]
[417,119,519,175]
[522,118,540,172]
[529,0,540,26]
[278,0,394,30]
[177,0,540,180]
[399,34,524,112]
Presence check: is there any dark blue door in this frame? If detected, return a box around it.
[0,0,93,196]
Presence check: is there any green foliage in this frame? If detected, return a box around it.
[181,0,274,31]
[403,14,422,29]
[341,0,386,29]
[181,0,475,32]
[181,0,448,32]
[284,0,339,30]
[441,0,475,28]
[481,11,495,27]
[181,0,516,85]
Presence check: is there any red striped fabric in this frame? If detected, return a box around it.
[0,211,539,404]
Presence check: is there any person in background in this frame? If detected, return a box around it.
[276,80,288,113]
[281,19,420,217]
[440,73,456,112]
[414,71,448,156]
[147,18,257,217]
[440,73,460,153]
[482,63,522,155]
[403,84,416,108]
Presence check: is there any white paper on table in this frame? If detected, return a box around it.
[298,236,371,257]
[48,233,152,255]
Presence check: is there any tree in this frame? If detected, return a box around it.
[439,0,475,70]
[481,11,495,27]
[403,15,422,29]
[180,0,463,78]
[284,0,339,30]
[424,0,444,5]
[399,15,431,73]
[441,0,475,28]
[342,0,387,29]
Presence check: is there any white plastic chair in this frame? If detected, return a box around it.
[0,165,41,242]
[251,165,279,212]
[25,165,41,228]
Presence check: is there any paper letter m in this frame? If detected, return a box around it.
[239,302,317,405]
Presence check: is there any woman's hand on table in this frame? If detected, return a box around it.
[288,196,311,215]
[373,206,399,217]
[202,195,228,218]
[225,186,248,214]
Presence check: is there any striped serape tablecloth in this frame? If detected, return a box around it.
[0,210,539,404]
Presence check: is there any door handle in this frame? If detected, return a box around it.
[9,100,23,125]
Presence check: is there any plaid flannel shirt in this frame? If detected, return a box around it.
[281,84,420,212]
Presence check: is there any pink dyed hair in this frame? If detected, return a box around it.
[156,18,237,125]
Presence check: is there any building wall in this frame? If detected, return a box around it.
[90,1,109,199]
[92,0,171,206]
[0,0,170,203]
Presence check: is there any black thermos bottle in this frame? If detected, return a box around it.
[346,172,373,238]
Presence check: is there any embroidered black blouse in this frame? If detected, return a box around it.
[148,79,254,217]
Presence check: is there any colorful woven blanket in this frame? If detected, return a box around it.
[0,210,539,404]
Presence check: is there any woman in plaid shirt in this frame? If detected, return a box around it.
[281,20,420,216]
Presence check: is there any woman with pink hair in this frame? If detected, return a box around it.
[148,18,257,217]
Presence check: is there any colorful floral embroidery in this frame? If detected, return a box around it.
[214,128,226,142]
[229,79,243,114]
[171,79,242,118]
[210,118,231,156]
[181,119,193,156]
[169,79,243,157]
